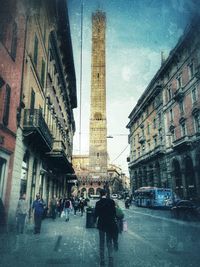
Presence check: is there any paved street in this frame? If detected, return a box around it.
[1,202,200,267]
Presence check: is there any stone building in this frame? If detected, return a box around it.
[127,17,200,202]
[0,0,27,228]
[5,0,77,228]
[89,10,108,178]
[72,155,124,197]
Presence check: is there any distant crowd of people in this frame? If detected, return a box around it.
[15,193,91,234]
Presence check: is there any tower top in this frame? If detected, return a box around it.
[92,10,106,21]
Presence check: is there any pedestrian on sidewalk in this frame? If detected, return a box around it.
[73,197,79,215]
[16,193,28,234]
[94,189,118,267]
[63,197,72,222]
[79,198,85,216]
[32,193,45,234]
[50,195,57,220]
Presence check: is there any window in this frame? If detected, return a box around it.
[11,22,17,59]
[147,124,150,135]
[49,49,53,61]
[173,130,176,141]
[154,137,157,147]
[153,118,156,129]
[148,142,151,151]
[146,107,149,116]
[3,84,11,126]
[167,87,172,101]
[0,76,5,88]
[33,34,38,66]
[170,109,173,122]
[194,114,200,133]
[0,158,6,199]
[158,113,162,124]
[97,153,99,158]
[138,148,140,157]
[188,62,194,80]
[179,101,184,115]
[41,58,45,87]
[30,89,35,115]
[176,75,182,89]
[181,122,187,136]
[159,129,162,143]
[54,65,57,75]
[133,150,136,160]
[142,128,144,137]
[192,87,197,103]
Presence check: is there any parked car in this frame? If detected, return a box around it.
[171,200,200,220]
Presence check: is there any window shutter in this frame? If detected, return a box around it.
[3,84,11,126]
[11,22,17,59]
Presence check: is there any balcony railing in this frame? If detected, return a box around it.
[23,109,53,150]
[173,135,191,149]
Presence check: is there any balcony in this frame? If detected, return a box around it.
[23,109,53,151]
[172,135,191,150]
[46,139,74,173]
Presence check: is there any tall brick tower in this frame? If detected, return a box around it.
[89,10,107,178]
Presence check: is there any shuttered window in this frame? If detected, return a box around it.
[11,22,17,59]
[3,84,11,126]
[33,35,38,66]
[41,58,45,88]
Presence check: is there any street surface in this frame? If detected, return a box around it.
[0,201,200,267]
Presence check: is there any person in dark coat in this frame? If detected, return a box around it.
[94,189,118,267]
[32,193,45,234]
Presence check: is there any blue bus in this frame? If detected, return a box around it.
[134,187,173,208]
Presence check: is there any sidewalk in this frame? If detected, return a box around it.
[0,211,128,267]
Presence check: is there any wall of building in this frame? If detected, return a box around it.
[127,18,200,202]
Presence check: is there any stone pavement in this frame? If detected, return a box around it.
[0,208,129,267]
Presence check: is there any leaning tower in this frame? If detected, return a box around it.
[89,10,107,178]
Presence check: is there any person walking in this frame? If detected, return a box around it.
[16,193,28,234]
[79,198,85,216]
[73,197,79,215]
[32,193,45,234]
[50,195,57,220]
[63,197,72,222]
[94,189,118,267]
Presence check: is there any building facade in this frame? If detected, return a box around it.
[72,155,123,197]
[0,0,77,228]
[0,0,27,228]
[89,10,108,178]
[127,17,200,202]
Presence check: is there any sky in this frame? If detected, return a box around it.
[67,0,199,176]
